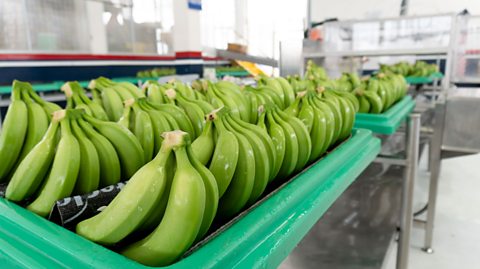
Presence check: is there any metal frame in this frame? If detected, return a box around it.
[372,114,421,269]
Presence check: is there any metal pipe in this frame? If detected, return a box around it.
[396,113,421,269]
[423,103,446,253]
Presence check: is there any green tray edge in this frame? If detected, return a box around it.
[354,95,415,135]
[0,129,380,269]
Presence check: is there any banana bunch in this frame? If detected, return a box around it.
[257,104,312,180]
[354,73,408,114]
[0,80,61,183]
[61,81,109,120]
[305,60,328,81]
[88,77,145,121]
[5,108,146,216]
[284,88,355,152]
[117,97,195,160]
[77,130,218,267]
[380,61,438,77]
[256,76,296,108]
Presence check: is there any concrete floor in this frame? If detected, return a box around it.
[280,147,480,269]
[383,152,480,269]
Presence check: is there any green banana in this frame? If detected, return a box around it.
[297,96,315,133]
[101,87,124,121]
[363,91,383,114]
[121,131,206,267]
[70,119,100,195]
[215,81,249,121]
[276,77,296,107]
[186,145,219,241]
[145,101,195,139]
[132,103,155,161]
[78,118,121,187]
[337,97,355,141]
[191,120,214,165]
[208,111,239,197]
[216,125,255,219]
[84,114,145,179]
[5,119,59,201]
[308,104,327,162]
[270,110,299,179]
[229,115,277,181]
[358,95,371,113]
[224,115,269,205]
[309,96,335,152]
[0,82,28,181]
[16,90,49,163]
[166,89,204,139]
[27,111,81,217]
[262,111,286,183]
[76,136,170,245]
[275,108,311,172]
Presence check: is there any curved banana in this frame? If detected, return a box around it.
[224,115,269,204]
[101,87,124,121]
[308,105,327,162]
[78,118,121,187]
[297,96,315,133]
[167,90,204,138]
[145,101,195,139]
[70,120,100,195]
[76,137,170,245]
[215,80,250,120]
[265,112,286,182]
[270,110,299,179]
[363,91,383,114]
[27,111,81,217]
[310,97,335,151]
[186,144,219,241]
[121,131,206,267]
[337,97,355,141]
[191,120,214,165]
[208,112,239,197]
[275,108,311,172]
[358,95,371,113]
[132,103,155,161]
[276,77,296,107]
[229,115,277,181]
[0,82,28,181]
[5,119,59,201]
[216,126,255,219]
[84,114,145,179]
[16,90,49,163]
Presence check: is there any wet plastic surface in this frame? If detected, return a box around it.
[354,96,415,135]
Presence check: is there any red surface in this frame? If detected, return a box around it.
[175,51,202,59]
[0,52,226,62]
[0,53,176,61]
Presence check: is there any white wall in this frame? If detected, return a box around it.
[311,0,402,22]
[311,0,480,22]
[408,0,480,15]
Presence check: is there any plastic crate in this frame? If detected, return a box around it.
[405,72,444,85]
[354,95,415,135]
[0,129,380,269]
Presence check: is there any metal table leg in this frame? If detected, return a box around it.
[396,113,421,269]
[422,103,446,253]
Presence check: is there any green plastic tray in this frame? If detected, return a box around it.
[0,129,379,269]
[0,81,64,94]
[354,95,415,135]
[405,72,443,85]
[216,71,250,77]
